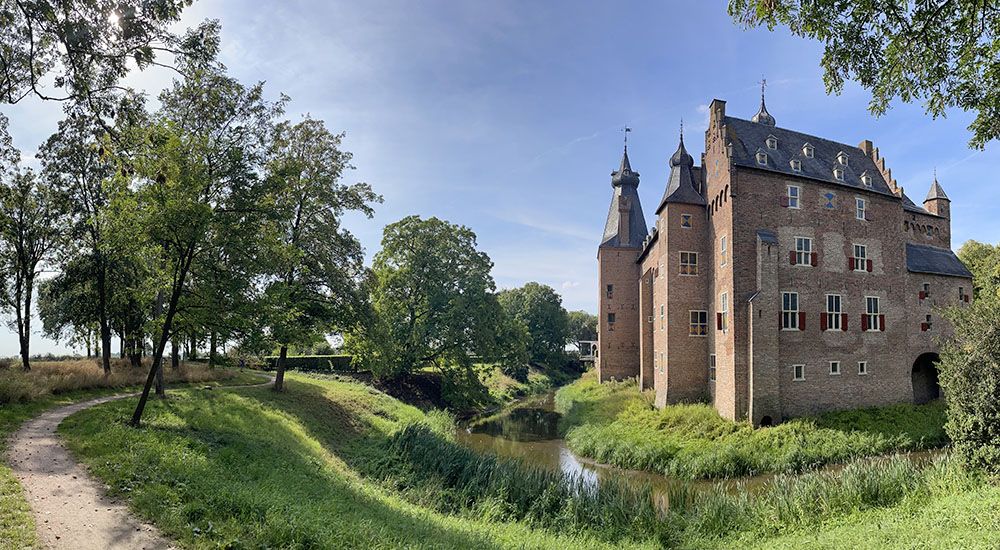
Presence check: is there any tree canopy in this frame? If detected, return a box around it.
[729,0,1000,148]
[498,282,569,365]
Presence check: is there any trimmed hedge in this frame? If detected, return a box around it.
[263,355,354,372]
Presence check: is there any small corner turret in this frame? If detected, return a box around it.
[923,172,950,218]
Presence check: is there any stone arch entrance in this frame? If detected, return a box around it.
[912,352,941,404]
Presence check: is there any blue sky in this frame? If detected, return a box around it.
[2,0,999,355]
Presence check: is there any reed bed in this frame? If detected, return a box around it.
[0,359,238,404]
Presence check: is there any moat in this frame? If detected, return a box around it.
[456,391,944,509]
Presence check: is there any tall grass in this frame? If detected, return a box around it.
[0,359,240,404]
[372,423,668,544]
[556,373,948,479]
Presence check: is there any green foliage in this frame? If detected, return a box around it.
[498,282,569,365]
[566,310,597,349]
[556,372,948,479]
[958,240,1000,301]
[346,216,508,381]
[262,354,354,372]
[728,0,1000,148]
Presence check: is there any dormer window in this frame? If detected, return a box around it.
[837,151,849,166]
[860,171,873,187]
[766,135,778,150]
[833,167,845,181]
[790,159,801,172]
[756,151,768,165]
[802,143,814,158]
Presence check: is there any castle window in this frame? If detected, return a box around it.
[858,361,868,375]
[856,198,866,220]
[861,171,873,187]
[781,291,800,330]
[607,312,616,325]
[922,282,931,297]
[660,352,665,373]
[802,143,814,158]
[837,151,849,166]
[660,304,665,330]
[833,167,845,181]
[718,292,729,331]
[793,364,805,381]
[926,225,933,237]
[720,235,728,266]
[825,294,842,331]
[709,354,716,381]
[689,310,708,336]
[766,135,778,150]
[680,251,698,275]
[790,159,802,172]
[681,213,692,228]
[830,361,841,375]
[786,185,800,208]
[606,284,613,299]
[864,296,882,332]
[794,237,813,266]
[853,244,868,271]
[924,314,933,331]
[756,151,768,165]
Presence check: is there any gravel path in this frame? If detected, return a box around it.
[6,376,272,549]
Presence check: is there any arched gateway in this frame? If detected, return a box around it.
[912,352,941,404]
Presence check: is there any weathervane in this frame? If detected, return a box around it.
[622,125,632,151]
[761,75,767,101]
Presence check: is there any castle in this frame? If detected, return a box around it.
[596,93,973,426]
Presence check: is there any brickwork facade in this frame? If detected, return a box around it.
[597,96,973,425]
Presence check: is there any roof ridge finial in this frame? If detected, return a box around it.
[751,76,776,126]
[761,75,766,103]
[622,125,631,153]
[679,118,684,143]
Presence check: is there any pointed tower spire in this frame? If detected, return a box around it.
[923,169,951,218]
[612,126,639,188]
[751,77,776,126]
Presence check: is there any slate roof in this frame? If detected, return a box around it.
[601,150,649,248]
[657,137,706,211]
[926,178,949,201]
[901,192,929,214]
[905,243,973,278]
[756,229,779,245]
[724,116,897,198]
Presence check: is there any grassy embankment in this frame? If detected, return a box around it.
[58,372,655,549]
[555,370,948,479]
[55,370,1000,549]
[0,360,261,550]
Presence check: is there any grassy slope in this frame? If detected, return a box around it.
[556,371,947,479]
[481,363,578,405]
[0,366,262,550]
[58,373,648,549]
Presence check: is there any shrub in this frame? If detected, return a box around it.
[262,355,354,372]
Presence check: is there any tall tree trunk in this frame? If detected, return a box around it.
[273,345,288,392]
[119,328,125,358]
[154,361,165,397]
[131,250,194,427]
[153,290,166,398]
[171,337,179,370]
[18,278,33,371]
[209,330,217,368]
[189,333,198,360]
[97,259,111,374]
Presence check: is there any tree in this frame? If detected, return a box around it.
[0,0,202,106]
[497,282,569,365]
[729,0,1000,148]
[958,240,1000,300]
[262,116,381,392]
[566,310,597,352]
[122,42,282,425]
[0,167,67,371]
[346,216,506,381]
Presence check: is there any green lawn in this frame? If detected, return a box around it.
[57,372,650,549]
[555,371,948,479]
[0,367,263,550]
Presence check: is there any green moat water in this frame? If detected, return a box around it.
[456,392,943,510]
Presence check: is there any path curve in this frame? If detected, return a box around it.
[6,375,273,550]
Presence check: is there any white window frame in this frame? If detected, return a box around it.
[781,291,799,331]
[825,294,842,331]
[679,251,698,276]
[858,361,868,375]
[837,151,849,166]
[766,135,778,150]
[802,143,814,158]
[794,236,812,265]
[853,244,867,271]
[793,364,805,381]
[787,185,800,209]
[689,310,708,337]
[865,296,881,332]
[833,167,845,181]
[790,159,801,172]
[756,151,768,165]
[856,197,866,220]
[720,235,728,266]
[829,361,841,375]
[861,171,873,187]
[709,354,717,381]
[720,292,729,332]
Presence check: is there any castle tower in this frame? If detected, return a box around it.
[597,146,648,382]
[923,174,950,219]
